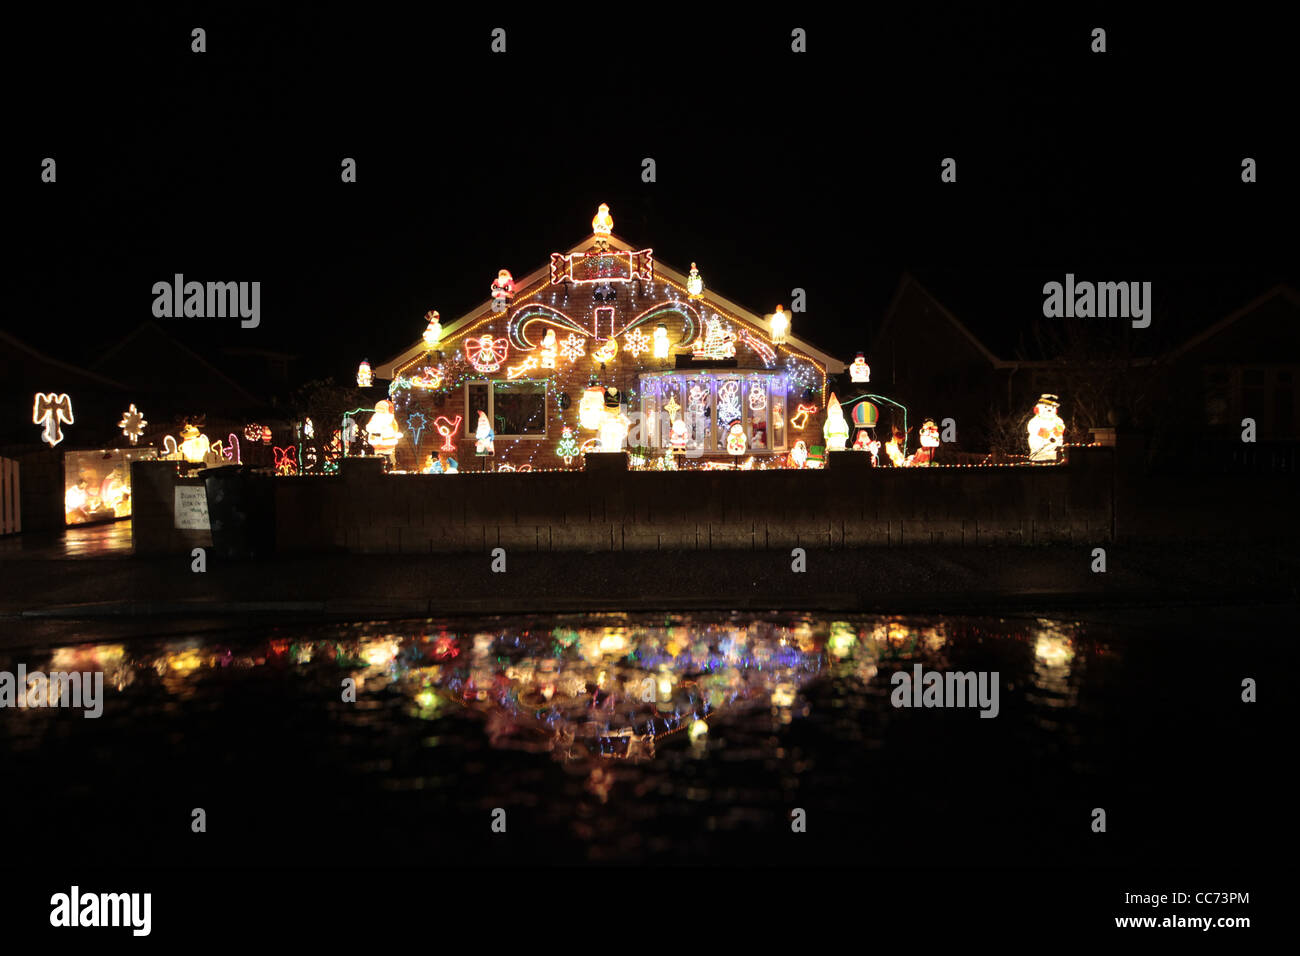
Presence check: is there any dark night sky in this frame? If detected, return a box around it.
[12,4,1296,395]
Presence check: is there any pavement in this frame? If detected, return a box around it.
[1,519,1296,647]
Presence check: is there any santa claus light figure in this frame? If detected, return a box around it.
[1026,393,1065,461]
[490,270,514,313]
[789,440,808,469]
[906,419,940,467]
[852,429,881,463]
[366,401,402,459]
[669,417,689,454]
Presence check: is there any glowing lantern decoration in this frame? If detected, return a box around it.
[422,310,442,347]
[118,404,147,444]
[850,400,878,428]
[357,360,373,387]
[653,323,670,359]
[769,305,789,345]
[849,353,871,383]
[32,393,74,447]
[823,393,850,450]
[1027,393,1065,462]
[474,410,495,456]
[725,421,747,455]
[540,328,558,368]
[686,262,704,299]
[591,202,614,239]
[579,386,605,430]
[556,425,581,465]
[366,400,402,457]
[789,440,808,469]
[490,270,514,312]
[178,424,211,463]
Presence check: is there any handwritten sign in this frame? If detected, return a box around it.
[173,485,210,530]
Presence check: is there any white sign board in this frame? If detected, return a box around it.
[174,485,211,530]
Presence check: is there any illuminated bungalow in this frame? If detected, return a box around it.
[376,205,844,471]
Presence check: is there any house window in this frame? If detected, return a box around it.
[639,371,788,453]
[465,381,547,438]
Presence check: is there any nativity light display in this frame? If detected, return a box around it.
[1027,393,1065,462]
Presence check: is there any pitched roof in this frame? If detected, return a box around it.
[378,231,844,377]
[1162,283,1300,362]
[873,272,1004,366]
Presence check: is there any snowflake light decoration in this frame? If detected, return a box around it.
[560,333,587,362]
[623,327,650,357]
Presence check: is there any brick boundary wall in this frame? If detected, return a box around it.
[269,447,1116,554]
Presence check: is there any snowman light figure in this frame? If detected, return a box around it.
[540,328,558,369]
[1027,393,1065,462]
[849,353,871,384]
[725,420,747,455]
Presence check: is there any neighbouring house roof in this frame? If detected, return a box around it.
[1161,283,1300,364]
[1,329,130,393]
[378,231,844,378]
[90,321,265,409]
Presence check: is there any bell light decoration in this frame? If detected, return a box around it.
[822,393,850,450]
[849,353,871,383]
[422,310,442,347]
[1027,393,1065,462]
[686,262,704,299]
[357,359,373,387]
[653,323,670,359]
[769,305,789,345]
[579,385,605,430]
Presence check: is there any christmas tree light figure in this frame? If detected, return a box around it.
[556,425,581,465]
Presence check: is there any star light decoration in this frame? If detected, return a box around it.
[623,327,650,357]
[560,333,587,362]
[118,404,147,444]
[662,395,682,421]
